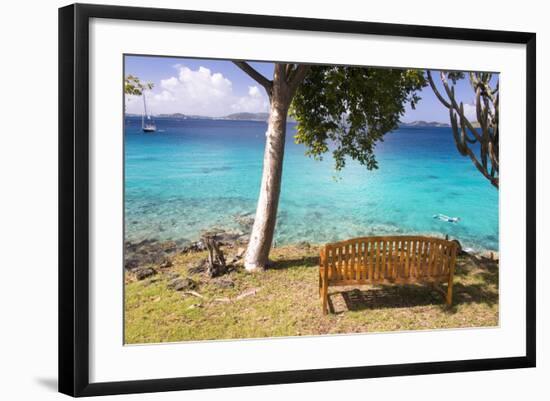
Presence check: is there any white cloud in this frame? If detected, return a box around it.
[461,103,477,121]
[230,85,269,113]
[125,65,269,116]
[160,76,178,89]
[248,86,261,97]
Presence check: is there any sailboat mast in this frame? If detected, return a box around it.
[142,91,148,129]
[140,88,156,132]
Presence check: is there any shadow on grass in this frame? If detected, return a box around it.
[271,256,319,270]
[328,281,498,314]
[455,254,499,288]
[331,285,444,313]
[328,255,499,314]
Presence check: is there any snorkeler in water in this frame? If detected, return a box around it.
[433,213,461,223]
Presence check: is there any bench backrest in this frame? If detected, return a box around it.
[321,236,458,284]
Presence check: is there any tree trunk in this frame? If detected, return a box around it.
[244,65,291,271]
[202,235,226,277]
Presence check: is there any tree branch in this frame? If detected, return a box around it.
[429,70,499,188]
[233,61,273,96]
[426,70,452,109]
[288,64,311,94]
[285,64,294,77]
[430,71,478,144]
[439,72,483,143]
[463,145,499,188]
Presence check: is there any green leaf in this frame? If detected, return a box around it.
[291,66,426,171]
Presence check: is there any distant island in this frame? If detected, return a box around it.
[156,113,215,120]
[151,112,271,121]
[399,120,451,128]
[127,113,454,128]
[223,112,270,121]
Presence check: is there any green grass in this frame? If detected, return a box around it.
[125,244,499,344]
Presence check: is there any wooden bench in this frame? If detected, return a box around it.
[319,236,458,314]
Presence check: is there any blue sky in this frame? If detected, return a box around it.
[125,55,495,122]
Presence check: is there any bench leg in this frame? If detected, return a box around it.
[446,279,454,306]
[322,283,329,315]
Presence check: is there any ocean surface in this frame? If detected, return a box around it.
[124,117,499,252]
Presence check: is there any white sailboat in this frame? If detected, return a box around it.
[141,91,156,133]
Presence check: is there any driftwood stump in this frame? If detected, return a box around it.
[202,235,226,277]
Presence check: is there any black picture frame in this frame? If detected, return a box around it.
[59,3,536,397]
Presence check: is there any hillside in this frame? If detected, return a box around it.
[400,120,451,128]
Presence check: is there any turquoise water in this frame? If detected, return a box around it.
[124,117,498,251]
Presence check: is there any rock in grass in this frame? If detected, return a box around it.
[164,272,180,280]
[213,277,235,289]
[160,241,178,253]
[187,259,207,274]
[451,239,466,255]
[143,277,160,286]
[159,258,172,269]
[167,277,196,291]
[124,258,140,270]
[181,240,206,253]
[134,267,156,280]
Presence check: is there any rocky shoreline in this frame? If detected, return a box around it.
[125,211,256,280]
[125,224,498,283]
[124,227,251,280]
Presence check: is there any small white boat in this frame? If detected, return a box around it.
[141,91,156,133]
